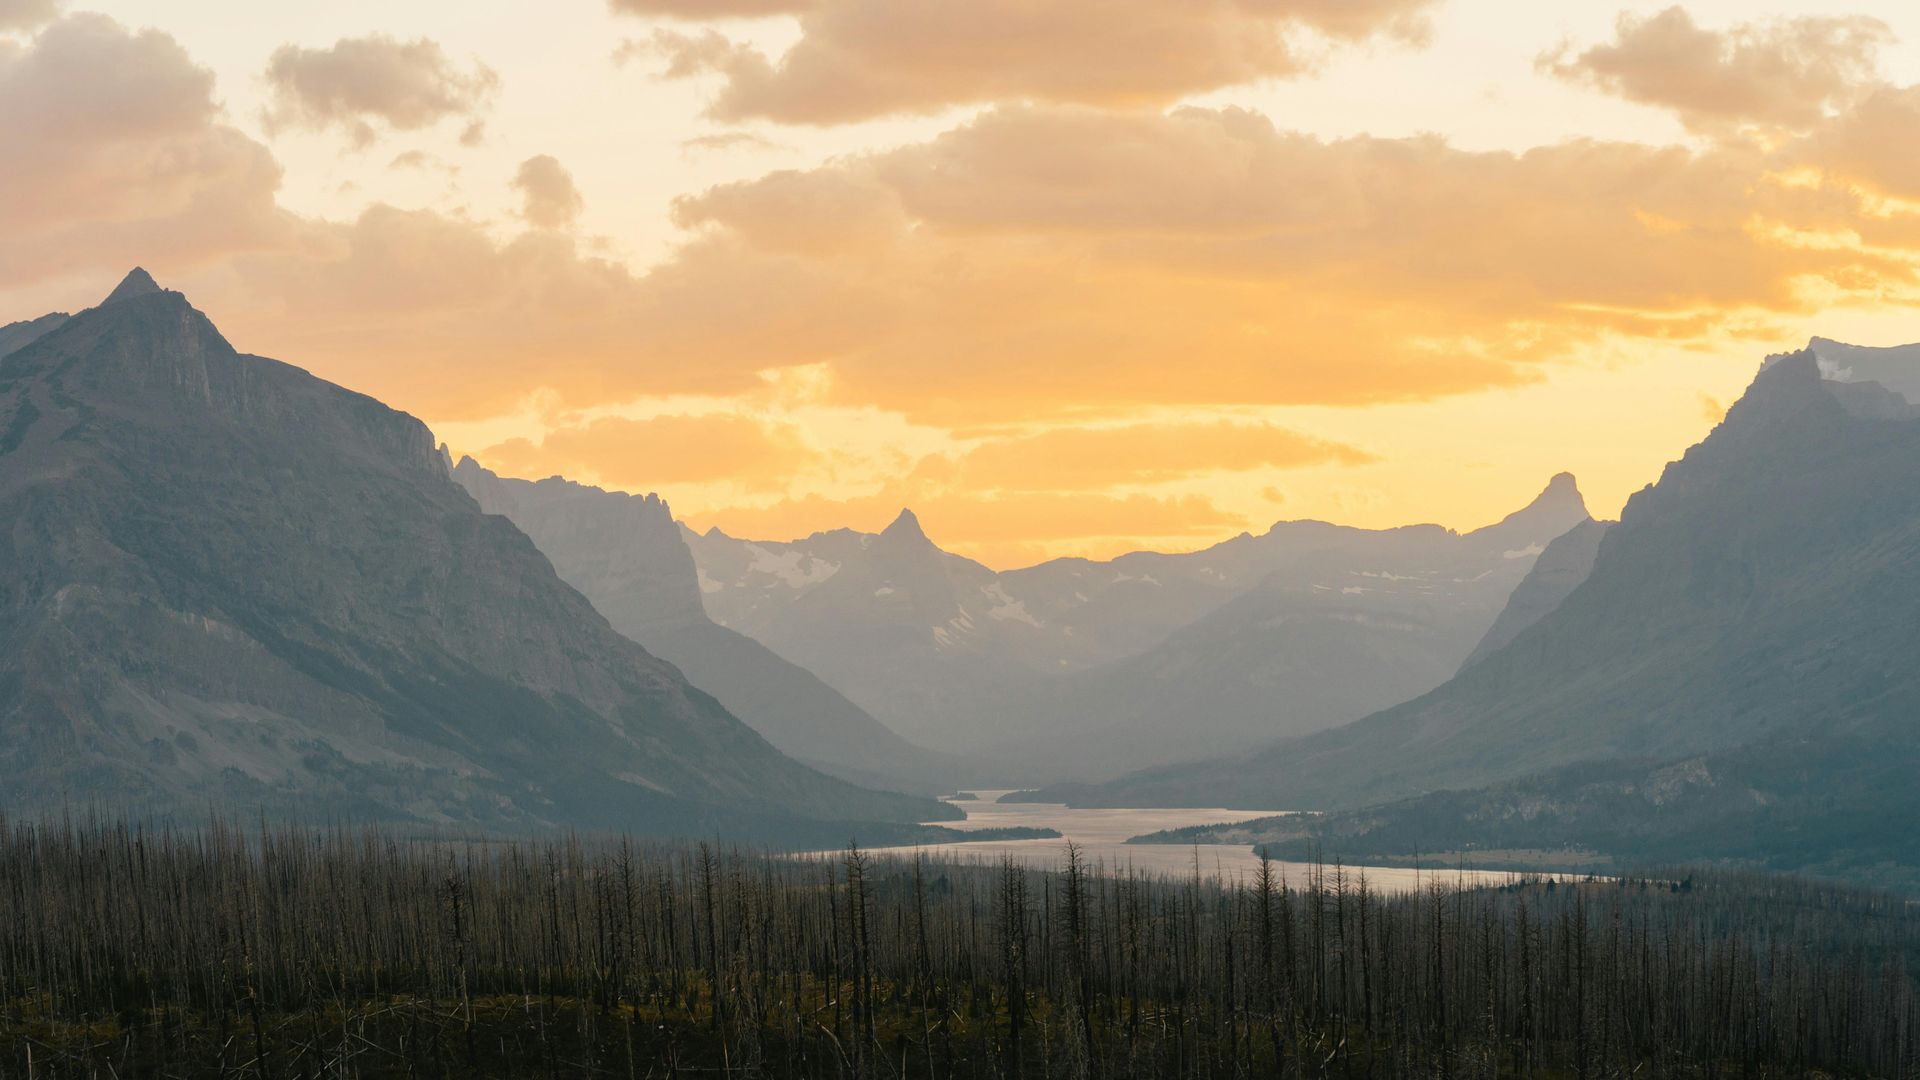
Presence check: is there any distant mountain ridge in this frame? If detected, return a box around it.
[1804,336,1920,405]
[0,270,950,836]
[976,475,1595,779]
[683,474,1590,778]
[0,312,68,360]
[451,459,963,794]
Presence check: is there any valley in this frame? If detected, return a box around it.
[13,0,1920,1069]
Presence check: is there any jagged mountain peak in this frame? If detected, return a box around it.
[100,267,163,307]
[1525,471,1584,514]
[1467,471,1589,546]
[880,507,932,545]
[1541,470,1578,495]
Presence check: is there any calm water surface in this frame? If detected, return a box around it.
[860,790,1535,894]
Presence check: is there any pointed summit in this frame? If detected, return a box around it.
[1468,471,1589,546]
[881,507,930,545]
[1509,471,1586,521]
[100,267,162,307]
[1534,471,1584,511]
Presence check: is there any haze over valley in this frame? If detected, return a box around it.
[13,268,1920,892]
[11,0,1920,1073]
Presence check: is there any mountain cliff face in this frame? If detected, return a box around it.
[0,271,949,835]
[1054,344,1920,812]
[450,460,961,794]
[688,476,1587,777]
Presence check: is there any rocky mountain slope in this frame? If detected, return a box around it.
[0,270,951,837]
[1042,343,1920,813]
[451,460,961,794]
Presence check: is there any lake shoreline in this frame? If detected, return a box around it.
[819,789,1554,892]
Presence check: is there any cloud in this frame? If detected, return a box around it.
[610,0,808,17]
[21,70,1903,436]
[511,155,585,230]
[957,421,1374,491]
[679,131,789,156]
[387,149,460,175]
[263,34,498,147]
[0,14,291,290]
[1542,7,1892,134]
[476,412,814,491]
[201,209,656,419]
[11,14,1920,565]
[646,104,1911,421]
[1697,391,1727,424]
[638,0,1437,125]
[0,0,59,32]
[1800,84,1920,199]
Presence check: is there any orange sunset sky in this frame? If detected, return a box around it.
[5,0,1920,567]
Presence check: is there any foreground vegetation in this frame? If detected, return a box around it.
[2,816,1917,1077]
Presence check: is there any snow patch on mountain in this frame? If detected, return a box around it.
[983,583,1042,626]
[746,545,839,588]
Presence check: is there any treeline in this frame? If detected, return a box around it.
[2,816,1917,1077]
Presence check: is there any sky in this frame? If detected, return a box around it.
[4,0,1920,568]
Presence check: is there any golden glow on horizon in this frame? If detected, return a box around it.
[6,0,1920,568]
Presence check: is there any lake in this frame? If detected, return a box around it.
[858,790,1541,893]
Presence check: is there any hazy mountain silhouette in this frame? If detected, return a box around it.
[1041,343,1920,815]
[689,477,1586,778]
[0,312,68,360]
[685,511,1047,751]
[0,271,951,836]
[979,475,1593,780]
[1806,336,1920,405]
[1459,517,1611,671]
[451,459,965,794]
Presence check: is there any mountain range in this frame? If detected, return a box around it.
[21,270,1920,883]
[685,476,1590,779]
[0,270,952,839]
[1109,342,1920,883]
